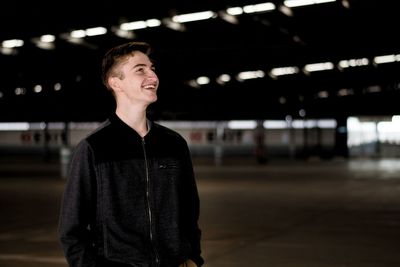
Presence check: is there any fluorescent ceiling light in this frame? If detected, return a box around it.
[120,21,147,31]
[337,88,354,96]
[237,70,265,80]
[40,34,55,43]
[270,66,299,77]
[15,87,26,95]
[338,58,369,68]
[120,19,161,31]
[304,62,334,72]
[226,7,243,15]
[373,54,396,64]
[70,30,86,38]
[196,76,210,85]
[284,0,335,7]
[317,91,329,98]
[2,39,24,48]
[85,27,107,36]
[146,19,161,27]
[33,85,43,93]
[216,74,231,85]
[243,2,275,13]
[172,11,216,23]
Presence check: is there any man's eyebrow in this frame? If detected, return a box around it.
[131,63,154,69]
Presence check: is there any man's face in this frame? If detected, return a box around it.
[114,51,159,106]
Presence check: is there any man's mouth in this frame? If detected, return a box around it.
[143,84,157,90]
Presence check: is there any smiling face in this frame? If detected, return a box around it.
[108,51,159,108]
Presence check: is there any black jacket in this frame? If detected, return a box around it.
[58,114,203,267]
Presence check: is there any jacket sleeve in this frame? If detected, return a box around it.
[58,140,97,267]
[181,141,204,267]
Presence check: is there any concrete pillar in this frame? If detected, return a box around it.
[214,122,224,166]
[254,120,267,164]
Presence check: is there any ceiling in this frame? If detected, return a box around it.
[0,0,399,122]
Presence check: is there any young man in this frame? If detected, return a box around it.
[58,42,203,267]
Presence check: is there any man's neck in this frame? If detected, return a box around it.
[115,107,149,137]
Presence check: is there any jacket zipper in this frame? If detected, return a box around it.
[142,138,160,266]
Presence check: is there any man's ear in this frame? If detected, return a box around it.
[108,76,122,92]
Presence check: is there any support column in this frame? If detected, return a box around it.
[254,120,267,164]
[214,122,224,166]
[334,116,349,158]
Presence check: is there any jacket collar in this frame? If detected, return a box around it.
[109,113,153,138]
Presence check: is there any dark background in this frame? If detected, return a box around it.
[0,0,399,122]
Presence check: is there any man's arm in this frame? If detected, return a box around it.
[181,142,204,267]
[58,141,97,267]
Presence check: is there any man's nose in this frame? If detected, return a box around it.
[147,69,157,78]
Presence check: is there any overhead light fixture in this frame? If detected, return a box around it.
[172,11,216,23]
[364,85,381,93]
[373,54,397,64]
[196,76,210,85]
[317,90,329,98]
[54,83,62,91]
[120,19,161,31]
[338,58,369,69]
[236,70,265,81]
[279,96,287,104]
[226,7,243,16]
[216,74,231,85]
[303,62,334,73]
[33,85,43,93]
[2,39,24,48]
[269,66,299,78]
[15,87,27,95]
[69,27,107,39]
[85,27,107,36]
[120,21,147,31]
[146,19,162,27]
[40,34,55,43]
[243,2,276,13]
[337,88,354,96]
[70,30,86,39]
[32,34,56,50]
[284,0,336,8]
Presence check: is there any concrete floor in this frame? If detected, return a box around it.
[1,158,400,266]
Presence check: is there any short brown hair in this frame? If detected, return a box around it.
[101,41,152,90]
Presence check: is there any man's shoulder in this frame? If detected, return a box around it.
[76,119,116,150]
[153,122,187,145]
[152,122,186,142]
[85,119,112,140]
